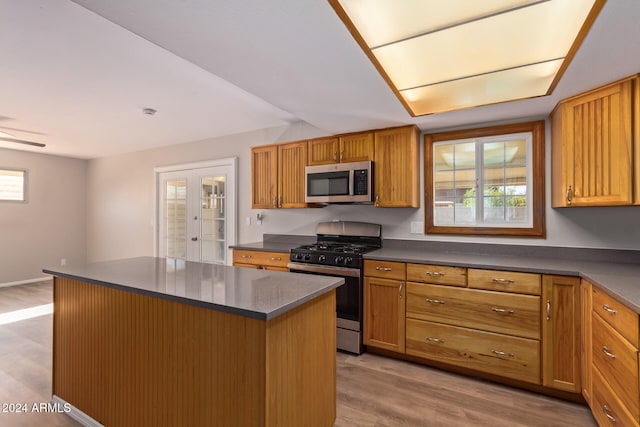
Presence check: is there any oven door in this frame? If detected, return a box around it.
[288,262,363,354]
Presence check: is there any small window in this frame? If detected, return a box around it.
[0,168,27,202]
[425,121,545,237]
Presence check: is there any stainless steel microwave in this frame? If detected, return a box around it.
[305,161,373,204]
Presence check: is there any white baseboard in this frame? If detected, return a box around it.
[0,276,52,288]
[51,396,103,427]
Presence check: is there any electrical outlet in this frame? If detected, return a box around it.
[410,221,424,234]
[60,258,67,266]
[245,216,251,225]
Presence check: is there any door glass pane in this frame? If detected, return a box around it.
[165,179,187,259]
[200,175,226,264]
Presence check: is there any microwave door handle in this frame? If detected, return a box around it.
[349,169,354,196]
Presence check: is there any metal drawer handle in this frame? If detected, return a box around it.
[270,257,281,261]
[375,267,392,271]
[602,346,617,360]
[426,271,444,276]
[603,304,618,315]
[492,349,515,358]
[491,307,515,315]
[241,255,252,259]
[425,337,445,344]
[603,405,617,424]
[425,298,445,304]
[492,278,515,284]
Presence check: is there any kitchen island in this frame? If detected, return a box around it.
[43,257,343,427]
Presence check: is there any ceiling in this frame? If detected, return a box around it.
[2,0,639,160]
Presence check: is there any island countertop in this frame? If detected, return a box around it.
[43,256,343,320]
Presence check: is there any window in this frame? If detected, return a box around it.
[425,121,545,237]
[0,168,27,202]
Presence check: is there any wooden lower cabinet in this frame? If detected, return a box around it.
[232,249,289,271]
[363,276,405,352]
[542,275,581,392]
[406,318,541,384]
[592,366,639,427]
[581,279,593,405]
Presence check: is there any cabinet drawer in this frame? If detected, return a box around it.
[364,260,406,280]
[592,366,639,427]
[468,269,541,295]
[406,263,467,287]
[406,318,540,384]
[592,313,640,420]
[593,286,639,347]
[232,250,289,268]
[406,283,540,339]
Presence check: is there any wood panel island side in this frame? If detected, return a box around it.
[43,257,343,427]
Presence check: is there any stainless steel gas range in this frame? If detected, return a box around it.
[288,221,382,354]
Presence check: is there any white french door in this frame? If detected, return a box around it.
[156,158,236,264]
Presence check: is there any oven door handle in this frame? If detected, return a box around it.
[287,262,361,278]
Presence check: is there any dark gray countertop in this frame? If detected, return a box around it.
[43,257,343,320]
[366,242,640,313]
[231,235,640,313]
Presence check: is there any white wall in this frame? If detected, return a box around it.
[0,148,86,284]
[85,119,640,264]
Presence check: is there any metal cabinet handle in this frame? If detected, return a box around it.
[425,337,445,344]
[566,185,572,205]
[241,255,252,259]
[399,283,403,299]
[374,194,379,207]
[425,298,445,304]
[546,299,551,321]
[375,266,392,271]
[492,307,515,315]
[278,196,282,208]
[603,304,618,315]
[603,405,617,423]
[270,257,281,261]
[340,150,344,162]
[602,346,617,360]
[191,237,198,241]
[272,197,278,208]
[333,152,337,162]
[492,349,515,357]
[426,271,444,277]
[492,278,515,284]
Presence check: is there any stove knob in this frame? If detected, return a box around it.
[335,256,344,265]
[304,254,311,261]
[344,257,353,265]
[319,255,326,263]
[294,253,302,260]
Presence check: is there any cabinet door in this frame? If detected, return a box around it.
[373,126,420,207]
[278,141,308,208]
[308,137,339,165]
[251,145,278,208]
[339,132,373,163]
[364,277,405,352]
[581,279,593,405]
[562,78,634,206]
[542,275,581,392]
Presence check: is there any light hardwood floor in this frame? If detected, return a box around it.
[0,281,596,426]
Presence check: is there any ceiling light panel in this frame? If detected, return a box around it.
[331,0,604,116]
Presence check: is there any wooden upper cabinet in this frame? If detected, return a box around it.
[541,275,581,393]
[251,141,308,209]
[251,144,278,209]
[307,132,373,165]
[373,125,420,208]
[551,75,639,207]
[307,137,339,165]
[339,131,374,163]
[278,141,308,208]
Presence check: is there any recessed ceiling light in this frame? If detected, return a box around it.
[330,0,606,116]
[142,108,157,115]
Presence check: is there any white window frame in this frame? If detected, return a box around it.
[432,132,533,228]
[0,168,27,203]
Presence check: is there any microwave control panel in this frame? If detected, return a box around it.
[353,169,369,195]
